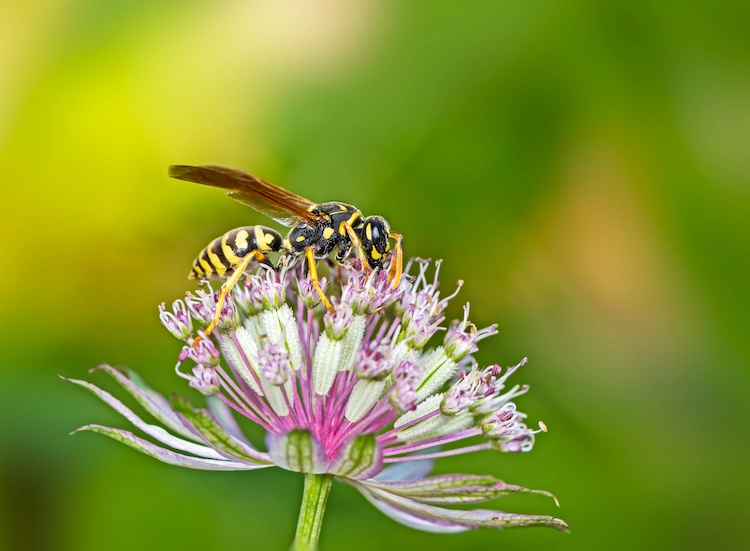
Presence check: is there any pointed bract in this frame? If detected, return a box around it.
[73,425,265,471]
[328,434,383,480]
[171,395,272,465]
[267,429,328,474]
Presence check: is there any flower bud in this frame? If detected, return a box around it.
[181,338,220,367]
[481,403,522,437]
[159,300,192,341]
[185,288,240,331]
[188,365,220,396]
[443,304,497,362]
[388,359,421,411]
[355,341,395,381]
[232,278,266,316]
[324,304,352,340]
[296,275,328,310]
[257,339,291,386]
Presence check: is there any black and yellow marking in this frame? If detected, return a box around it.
[305,246,332,310]
[341,211,360,235]
[192,249,268,347]
[168,164,405,324]
[189,225,282,280]
[188,225,283,347]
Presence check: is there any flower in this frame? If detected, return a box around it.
[66,258,567,541]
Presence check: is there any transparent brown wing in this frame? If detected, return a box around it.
[168,165,320,227]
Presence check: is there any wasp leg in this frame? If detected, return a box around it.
[244,253,278,284]
[193,250,266,348]
[387,232,403,289]
[305,246,333,312]
[259,254,276,271]
[341,221,371,274]
[335,239,352,264]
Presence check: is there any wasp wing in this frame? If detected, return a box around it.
[168,165,320,227]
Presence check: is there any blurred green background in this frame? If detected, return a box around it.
[1,1,749,549]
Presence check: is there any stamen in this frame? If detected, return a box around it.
[383,427,481,456]
[383,442,492,463]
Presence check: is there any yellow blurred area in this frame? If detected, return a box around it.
[1,0,384,339]
[1,1,749,550]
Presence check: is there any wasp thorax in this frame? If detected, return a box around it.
[287,221,323,254]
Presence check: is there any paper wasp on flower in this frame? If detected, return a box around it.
[168,164,404,344]
[67,168,565,547]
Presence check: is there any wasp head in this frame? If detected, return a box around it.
[358,215,391,270]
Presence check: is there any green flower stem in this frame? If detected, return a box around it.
[292,473,333,551]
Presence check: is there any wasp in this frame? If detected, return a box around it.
[169,164,403,343]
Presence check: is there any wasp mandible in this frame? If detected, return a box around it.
[169,165,404,344]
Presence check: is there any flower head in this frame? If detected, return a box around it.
[67,258,566,537]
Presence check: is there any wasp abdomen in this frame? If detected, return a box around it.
[190,225,282,280]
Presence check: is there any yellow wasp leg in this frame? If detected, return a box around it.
[306,246,334,312]
[341,221,371,275]
[387,232,403,289]
[193,250,266,348]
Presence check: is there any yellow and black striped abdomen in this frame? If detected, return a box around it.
[189,225,283,280]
